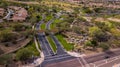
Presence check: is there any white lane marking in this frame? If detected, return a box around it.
[47,58,77,66]
[81,57,90,67]
[93,55,120,67]
[89,63,96,67]
[77,58,84,67]
[96,57,119,67]
[45,55,72,62]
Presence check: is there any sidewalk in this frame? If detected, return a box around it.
[67,51,86,57]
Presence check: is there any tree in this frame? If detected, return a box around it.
[82,7,93,14]
[73,26,82,34]
[13,23,27,31]
[96,22,114,31]
[110,28,120,39]
[93,31,110,42]
[89,26,110,42]
[99,42,109,51]
[89,26,101,36]
[85,40,98,50]
[16,48,33,61]
[0,30,18,42]
[85,40,92,48]
[93,7,103,13]
[0,54,12,65]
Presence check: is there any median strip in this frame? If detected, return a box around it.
[56,34,74,51]
[47,36,57,53]
[40,23,46,30]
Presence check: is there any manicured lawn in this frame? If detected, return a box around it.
[40,23,46,30]
[47,36,57,53]
[56,34,74,51]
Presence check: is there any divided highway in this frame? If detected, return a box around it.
[46,18,66,55]
[36,19,54,57]
[36,16,75,67]
[36,14,120,67]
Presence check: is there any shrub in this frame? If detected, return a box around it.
[16,48,33,61]
[99,43,109,51]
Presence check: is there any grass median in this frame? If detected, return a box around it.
[56,34,74,51]
[47,36,57,53]
[40,23,46,30]
[50,19,62,29]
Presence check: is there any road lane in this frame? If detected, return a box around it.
[46,18,66,55]
[36,15,54,57]
[84,50,120,63]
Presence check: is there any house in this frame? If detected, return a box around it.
[8,6,21,11]
[9,6,28,22]
[0,8,4,17]
[12,8,28,22]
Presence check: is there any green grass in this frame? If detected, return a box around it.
[46,14,53,21]
[24,41,40,56]
[51,22,56,29]
[47,36,57,53]
[50,19,62,29]
[41,23,46,30]
[56,34,74,51]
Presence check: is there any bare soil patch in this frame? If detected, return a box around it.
[0,38,31,56]
[5,0,39,5]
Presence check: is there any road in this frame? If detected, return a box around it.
[4,8,13,20]
[36,16,76,67]
[36,15,54,57]
[46,18,66,55]
[84,49,120,63]
[36,15,120,67]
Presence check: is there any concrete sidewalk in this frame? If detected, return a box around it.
[67,51,86,57]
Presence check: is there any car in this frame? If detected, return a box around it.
[52,53,55,56]
[104,56,110,59]
[55,53,57,55]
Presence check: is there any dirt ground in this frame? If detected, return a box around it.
[5,0,39,5]
[0,38,31,55]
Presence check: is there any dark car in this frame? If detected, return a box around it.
[104,56,110,59]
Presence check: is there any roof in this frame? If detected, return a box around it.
[11,7,28,21]
[0,8,4,11]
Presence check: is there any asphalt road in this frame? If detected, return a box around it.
[84,49,120,63]
[36,19,54,57]
[46,18,66,55]
[36,15,120,67]
[36,17,76,67]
